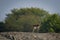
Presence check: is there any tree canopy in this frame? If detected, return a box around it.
[0,7,60,32]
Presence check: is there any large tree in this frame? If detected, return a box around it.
[5,8,49,32]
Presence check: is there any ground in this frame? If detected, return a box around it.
[0,32,60,40]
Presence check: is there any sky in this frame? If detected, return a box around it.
[0,0,60,21]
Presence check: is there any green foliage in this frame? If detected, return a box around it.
[39,14,60,33]
[5,8,48,32]
[0,22,6,32]
[3,7,60,33]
